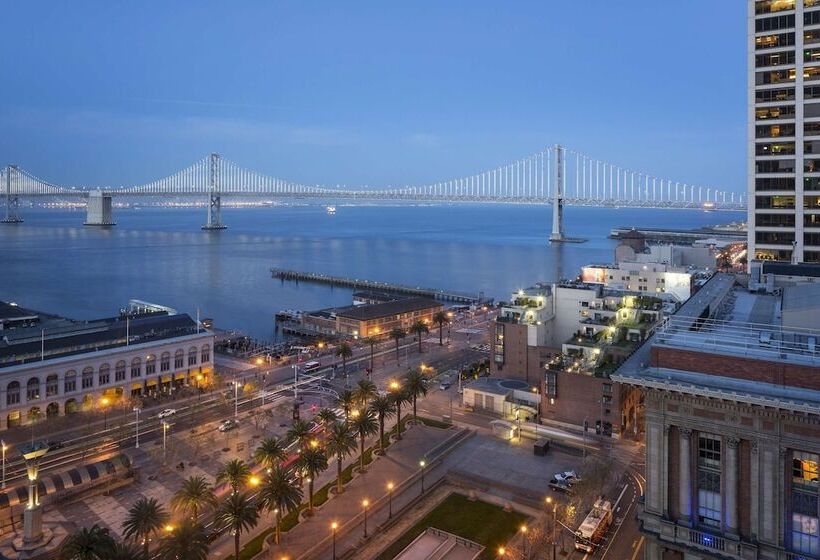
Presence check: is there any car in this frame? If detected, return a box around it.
[47,441,65,450]
[218,419,240,432]
[439,382,451,390]
[158,409,177,419]
[553,470,580,482]
[548,478,573,493]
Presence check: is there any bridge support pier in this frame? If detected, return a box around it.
[202,153,227,230]
[549,144,564,242]
[1,165,22,224]
[84,190,115,226]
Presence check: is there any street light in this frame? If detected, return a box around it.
[419,459,426,494]
[234,380,240,418]
[161,420,169,464]
[387,481,394,519]
[1,440,6,489]
[520,525,528,558]
[133,407,141,449]
[497,546,506,558]
[362,499,369,538]
[552,504,558,560]
[100,397,110,430]
[331,521,338,560]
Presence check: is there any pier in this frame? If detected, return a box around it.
[270,268,489,304]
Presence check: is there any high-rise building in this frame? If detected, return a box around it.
[749,0,820,265]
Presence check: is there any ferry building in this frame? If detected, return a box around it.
[0,300,214,430]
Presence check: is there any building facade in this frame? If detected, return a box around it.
[0,307,214,430]
[614,273,820,559]
[335,297,443,338]
[749,0,820,264]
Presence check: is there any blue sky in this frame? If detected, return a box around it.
[0,1,746,192]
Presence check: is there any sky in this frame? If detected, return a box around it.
[0,1,747,193]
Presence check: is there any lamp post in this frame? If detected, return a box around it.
[331,521,338,560]
[1,439,6,489]
[497,546,506,559]
[387,481,394,519]
[419,459,426,495]
[100,397,110,430]
[162,420,169,464]
[362,499,369,538]
[552,504,558,560]
[520,525,528,558]
[133,407,141,449]
[234,379,240,418]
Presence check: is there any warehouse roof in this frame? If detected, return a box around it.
[336,297,441,321]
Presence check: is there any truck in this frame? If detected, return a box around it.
[574,498,613,553]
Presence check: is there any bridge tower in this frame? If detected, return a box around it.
[549,144,564,242]
[84,190,115,226]
[202,153,227,230]
[1,166,23,224]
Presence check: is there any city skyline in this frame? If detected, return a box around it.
[0,1,746,192]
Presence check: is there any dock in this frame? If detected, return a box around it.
[270,268,490,304]
[610,226,745,244]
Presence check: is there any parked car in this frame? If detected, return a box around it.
[158,409,177,419]
[47,441,65,450]
[439,382,451,390]
[554,470,580,482]
[549,478,573,493]
[218,419,240,432]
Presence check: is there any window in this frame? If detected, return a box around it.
[758,213,796,227]
[98,363,110,386]
[792,452,819,556]
[82,367,94,389]
[130,358,141,379]
[115,361,126,382]
[545,371,557,398]
[160,352,170,372]
[26,378,40,401]
[188,347,198,366]
[757,159,796,173]
[494,324,505,365]
[756,31,795,49]
[757,230,796,244]
[756,13,795,31]
[64,371,76,393]
[757,87,795,103]
[756,195,795,208]
[757,177,795,190]
[756,68,796,85]
[756,248,793,261]
[697,434,722,527]
[757,142,796,156]
[174,350,184,369]
[45,374,58,397]
[755,0,795,14]
[756,122,796,137]
[807,10,820,26]
[146,356,156,375]
[201,345,210,363]
[756,50,796,67]
[6,381,19,406]
[807,28,820,45]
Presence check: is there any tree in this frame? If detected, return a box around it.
[325,421,356,494]
[157,521,210,560]
[106,542,147,560]
[122,497,169,557]
[404,369,429,421]
[287,418,313,447]
[409,320,430,353]
[337,389,356,423]
[253,437,287,470]
[361,336,378,376]
[59,524,115,560]
[216,459,251,494]
[335,342,353,375]
[258,465,303,545]
[171,475,216,523]
[215,492,259,560]
[350,409,378,471]
[368,394,396,453]
[390,385,411,440]
[316,407,338,426]
[389,327,405,362]
[433,310,450,346]
[352,379,378,409]
[298,447,329,514]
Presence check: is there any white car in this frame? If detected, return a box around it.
[553,470,579,482]
[157,408,177,419]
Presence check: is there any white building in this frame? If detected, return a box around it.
[0,303,214,430]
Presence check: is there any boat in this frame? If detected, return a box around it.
[326,205,336,214]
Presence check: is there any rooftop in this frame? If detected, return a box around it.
[782,283,820,312]
[336,297,441,321]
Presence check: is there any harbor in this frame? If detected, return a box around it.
[270,268,491,304]
[610,224,745,245]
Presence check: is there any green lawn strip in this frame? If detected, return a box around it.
[416,416,451,429]
[223,527,274,560]
[374,493,528,560]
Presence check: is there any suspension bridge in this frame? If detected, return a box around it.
[1,145,745,241]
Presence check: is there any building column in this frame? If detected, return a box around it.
[725,437,740,535]
[679,428,692,524]
[646,419,664,515]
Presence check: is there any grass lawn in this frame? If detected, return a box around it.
[375,493,528,560]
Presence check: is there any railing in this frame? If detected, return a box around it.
[686,528,727,552]
[785,551,820,560]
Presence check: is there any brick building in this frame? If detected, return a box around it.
[613,272,820,559]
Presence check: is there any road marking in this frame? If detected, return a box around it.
[630,536,645,560]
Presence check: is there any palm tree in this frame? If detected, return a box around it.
[337,389,356,423]
[316,407,338,426]
[216,459,251,494]
[404,369,429,422]
[253,437,287,470]
[353,378,378,409]
[59,524,115,560]
[298,447,329,514]
[171,475,216,522]
[122,496,169,557]
[409,320,430,353]
[362,336,378,376]
[157,521,209,560]
[258,465,303,545]
[287,418,313,447]
[389,327,405,362]
[369,394,396,452]
[215,492,259,560]
[433,310,450,346]
[106,542,147,560]
[390,385,411,440]
[325,421,356,494]
[335,342,353,375]
[350,409,378,471]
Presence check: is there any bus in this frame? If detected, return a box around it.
[303,361,321,373]
[574,498,613,552]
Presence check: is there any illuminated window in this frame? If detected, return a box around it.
[792,452,819,556]
[697,433,722,527]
